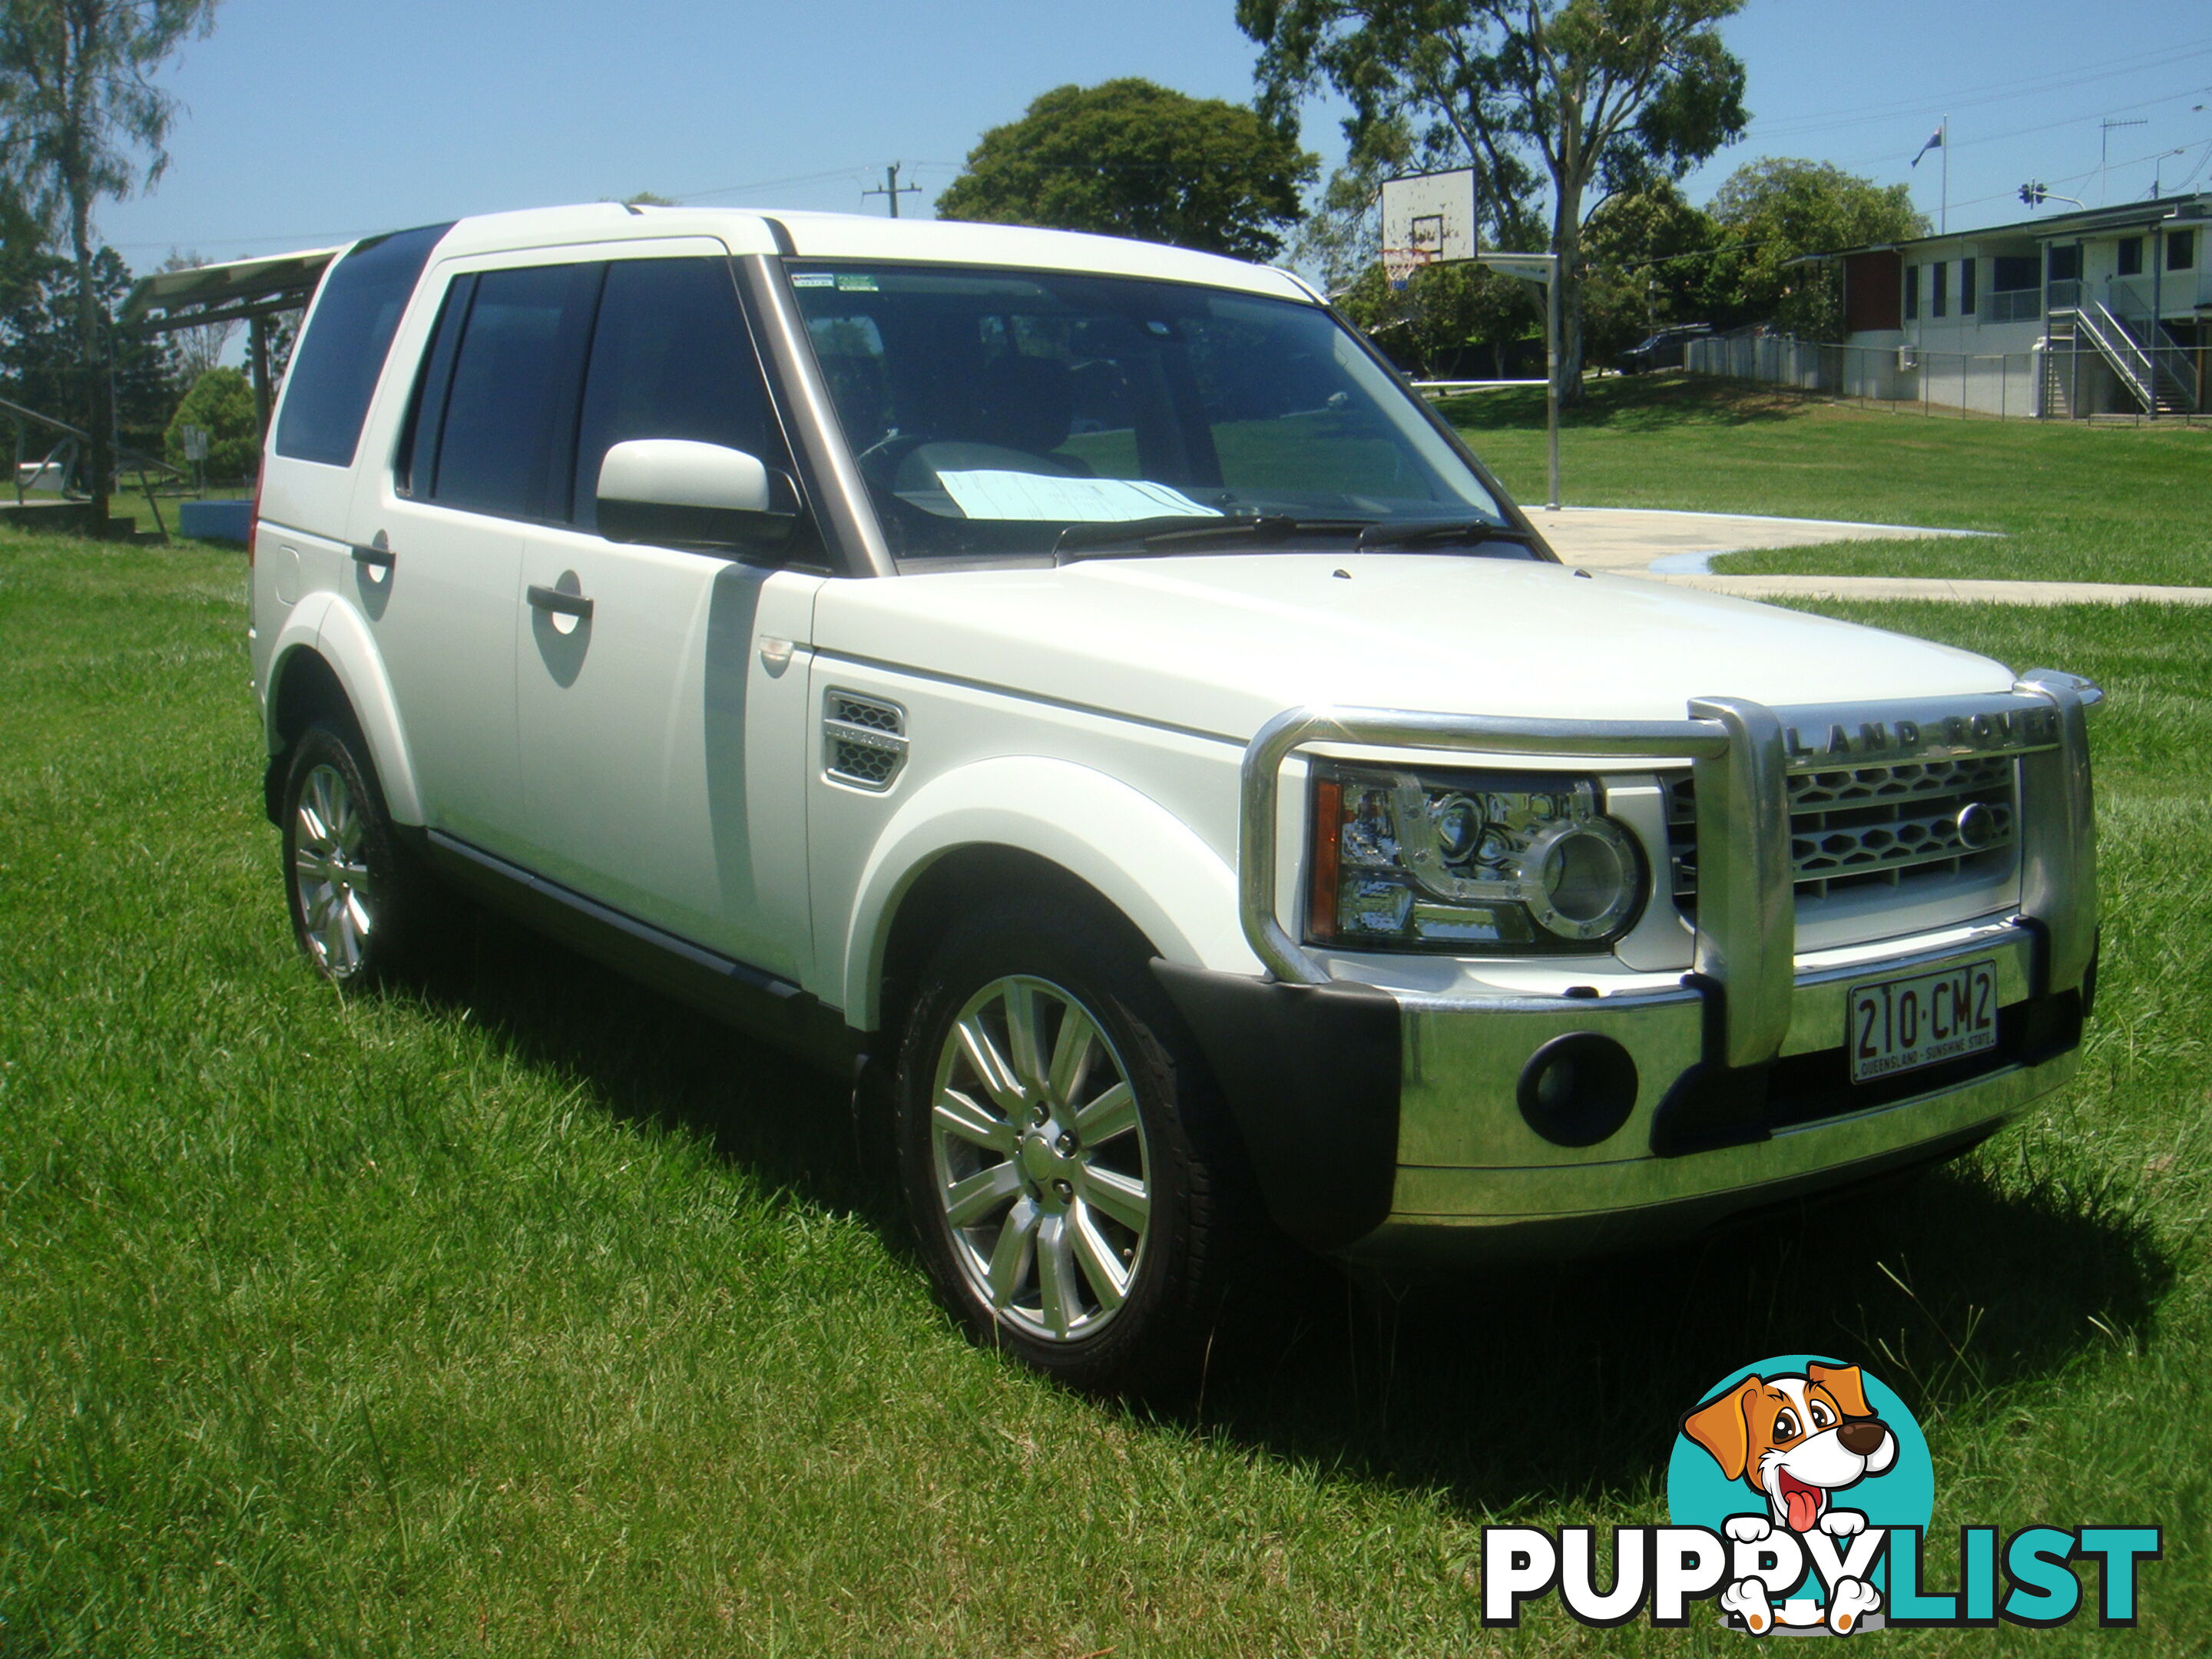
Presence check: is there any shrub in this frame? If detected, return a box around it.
[164,368,260,482]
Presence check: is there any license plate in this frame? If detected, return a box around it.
[1847,960,1998,1083]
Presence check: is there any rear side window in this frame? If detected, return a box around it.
[570,257,787,528]
[429,263,601,519]
[273,222,451,467]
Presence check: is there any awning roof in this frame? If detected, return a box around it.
[121,245,345,334]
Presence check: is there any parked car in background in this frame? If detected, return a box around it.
[242,206,2098,1391]
[1618,322,1713,374]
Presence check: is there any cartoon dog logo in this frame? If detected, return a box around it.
[1680,1361,1898,1635]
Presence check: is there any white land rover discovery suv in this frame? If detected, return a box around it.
[250,204,2098,1389]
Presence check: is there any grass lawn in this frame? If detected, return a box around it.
[1441,375,2212,588]
[3,533,2207,1654]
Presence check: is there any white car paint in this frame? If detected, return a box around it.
[813,553,2014,743]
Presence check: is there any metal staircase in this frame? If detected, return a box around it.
[2046,300,2198,416]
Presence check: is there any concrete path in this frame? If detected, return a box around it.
[1528,505,1995,575]
[1527,505,2212,606]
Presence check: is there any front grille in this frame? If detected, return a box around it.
[1667,753,2018,913]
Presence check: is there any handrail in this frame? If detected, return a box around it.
[2058,302,2199,410]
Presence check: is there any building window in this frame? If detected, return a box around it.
[1960,258,1977,315]
[1992,255,2038,292]
[2117,237,2143,276]
[1932,260,1949,317]
[2048,244,2081,283]
[2170,228,2197,271]
[1903,264,1919,320]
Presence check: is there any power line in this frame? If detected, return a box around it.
[1748,38,2212,139]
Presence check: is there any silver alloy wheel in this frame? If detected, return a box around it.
[929,974,1152,1343]
[292,762,376,978]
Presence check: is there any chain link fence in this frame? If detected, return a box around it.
[1684,332,2049,421]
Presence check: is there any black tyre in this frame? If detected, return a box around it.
[895,895,1250,1392]
[279,718,435,986]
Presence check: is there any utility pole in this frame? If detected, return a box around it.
[863,162,922,218]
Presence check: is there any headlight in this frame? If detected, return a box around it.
[1307,763,1647,953]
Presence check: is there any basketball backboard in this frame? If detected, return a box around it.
[1379,167,1479,288]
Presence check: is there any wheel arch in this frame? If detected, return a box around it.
[262,596,423,827]
[839,756,1257,1035]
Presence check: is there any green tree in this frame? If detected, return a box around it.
[1578,179,1722,362]
[1705,157,1926,338]
[937,78,1317,261]
[163,364,253,480]
[1240,0,1748,402]
[1337,256,1537,379]
[0,0,220,513]
[0,242,175,472]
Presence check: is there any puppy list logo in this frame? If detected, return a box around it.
[1479,1353,2161,1634]
[1671,1356,1929,1634]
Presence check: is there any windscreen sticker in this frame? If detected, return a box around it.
[790,273,836,288]
[935,470,1222,523]
[835,273,880,292]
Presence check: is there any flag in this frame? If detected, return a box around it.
[1911,126,1945,168]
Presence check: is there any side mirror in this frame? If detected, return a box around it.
[596,439,799,551]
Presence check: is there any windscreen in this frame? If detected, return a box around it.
[786,263,1510,559]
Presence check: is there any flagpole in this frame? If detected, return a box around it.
[1941,115,1949,233]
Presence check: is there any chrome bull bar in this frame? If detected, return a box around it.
[1238,672,2099,1076]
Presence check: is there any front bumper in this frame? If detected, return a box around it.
[1158,676,2098,1263]
[1157,917,2085,1262]
[1360,916,2083,1263]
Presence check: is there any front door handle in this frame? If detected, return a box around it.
[350,544,396,571]
[527,583,594,621]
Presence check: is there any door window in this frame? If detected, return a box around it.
[571,257,790,529]
[428,262,600,519]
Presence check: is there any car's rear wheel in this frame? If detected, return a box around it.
[895,895,1249,1392]
[280,720,433,986]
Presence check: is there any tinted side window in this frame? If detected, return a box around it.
[571,257,787,528]
[432,263,601,519]
[273,222,452,467]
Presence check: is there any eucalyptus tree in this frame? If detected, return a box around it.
[0,0,219,508]
[1240,0,1747,400]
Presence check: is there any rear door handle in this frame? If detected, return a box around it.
[351,544,396,570]
[527,584,594,621]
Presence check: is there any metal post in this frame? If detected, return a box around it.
[1545,263,1561,511]
[2151,215,2164,419]
[249,316,272,447]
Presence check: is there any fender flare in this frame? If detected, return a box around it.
[264,593,426,826]
[839,754,1260,1030]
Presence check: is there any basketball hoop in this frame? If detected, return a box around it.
[1382,245,1437,290]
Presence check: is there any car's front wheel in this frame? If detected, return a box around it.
[895,896,1249,1392]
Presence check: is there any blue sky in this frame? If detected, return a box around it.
[93,0,2212,270]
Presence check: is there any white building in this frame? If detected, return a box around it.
[1830,192,2211,418]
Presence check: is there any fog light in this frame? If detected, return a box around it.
[1517,1032,1638,1147]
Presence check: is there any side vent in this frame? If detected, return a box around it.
[824,690,908,791]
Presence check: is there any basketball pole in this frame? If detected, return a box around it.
[1474,250,1561,512]
[1545,264,1560,512]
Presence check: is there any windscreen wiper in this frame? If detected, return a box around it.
[1053,515,1370,563]
[1051,513,1538,564]
[1354,518,1531,551]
